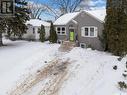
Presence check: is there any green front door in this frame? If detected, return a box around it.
[70,31,74,41]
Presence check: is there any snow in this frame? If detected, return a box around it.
[54,12,80,25]
[59,48,127,95]
[54,9,106,25]
[0,39,126,95]
[86,9,106,22]
[0,39,60,95]
[26,19,51,27]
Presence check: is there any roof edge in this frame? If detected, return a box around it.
[54,12,80,25]
[83,11,104,23]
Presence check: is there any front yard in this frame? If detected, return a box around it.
[0,39,126,95]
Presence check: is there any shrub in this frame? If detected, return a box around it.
[118,81,127,90]
[38,25,45,42]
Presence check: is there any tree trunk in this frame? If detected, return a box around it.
[0,32,3,46]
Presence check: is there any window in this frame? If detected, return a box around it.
[56,27,66,35]
[90,28,94,36]
[80,43,86,48]
[57,31,60,34]
[62,31,65,34]
[57,40,63,44]
[57,27,60,31]
[81,26,97,37]
[62,27,65,31]
[85,28,89,36]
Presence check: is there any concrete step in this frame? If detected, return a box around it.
[59,41,76,52]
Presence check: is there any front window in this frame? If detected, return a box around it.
[90,28,94,36]
[57,27,60,31]
[62,31,65,34]
[56,27,66,35]
[62,27,65,31]
[85,28,89,36]
[57,31,60,34]
[81,26,97,37]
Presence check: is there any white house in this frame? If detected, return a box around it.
[24,19,51,40]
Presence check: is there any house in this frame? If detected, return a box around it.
[54,9,106,50]
[24,19,51,40]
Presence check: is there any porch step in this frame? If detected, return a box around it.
[59,41,76,52]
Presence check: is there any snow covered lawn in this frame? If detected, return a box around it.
[0,39,127,95]
[59,48,127,95]
[0,39,60,95]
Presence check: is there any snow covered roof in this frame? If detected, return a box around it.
[86,9,106,22]
[26,19,50,27]
[54,9,106,25]
[54,12,80,25]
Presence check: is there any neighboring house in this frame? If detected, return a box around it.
[54,9,106,50]
[24,19,51,40]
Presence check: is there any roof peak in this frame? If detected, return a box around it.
[54,9,106,25]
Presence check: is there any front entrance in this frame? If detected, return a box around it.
[69,29,75,42]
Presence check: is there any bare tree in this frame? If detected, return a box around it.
[27,0,47,19]
[44,0,91,19]
[26,0,91,19]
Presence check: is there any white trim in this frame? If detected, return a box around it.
[81,26,98,37]
[56,27,66,35]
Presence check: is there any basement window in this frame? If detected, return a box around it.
[80,43,86,48]
[57,40,63,44]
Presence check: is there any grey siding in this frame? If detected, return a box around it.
[55,25,67,40]
[55,11,104,51]
[73,12,104,50]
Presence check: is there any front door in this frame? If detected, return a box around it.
[69,29,75,42]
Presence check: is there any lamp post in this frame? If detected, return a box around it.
[0,0,15,17]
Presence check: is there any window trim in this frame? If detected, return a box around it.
[81,26,98,37]
[56,27,66,35]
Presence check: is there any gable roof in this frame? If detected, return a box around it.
[26,19,50,27]
[86,9,106,22]
[54,12,80,25]
[54,9,106,25]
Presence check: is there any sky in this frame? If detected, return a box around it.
[29,0,106,20]
[89,0,106,9]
